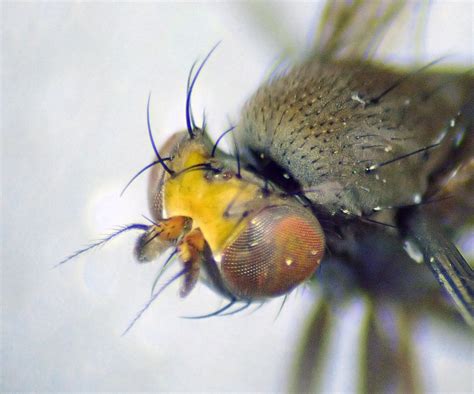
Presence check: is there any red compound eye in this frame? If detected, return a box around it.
[148,132,187,221]
[219,204,325,298]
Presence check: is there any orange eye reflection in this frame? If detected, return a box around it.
[220,204,325,299]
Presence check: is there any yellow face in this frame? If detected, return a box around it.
[163,141,263,257]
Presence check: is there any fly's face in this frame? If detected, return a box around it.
[135,129,325,300]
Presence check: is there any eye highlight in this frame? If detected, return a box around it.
[219,204,325,298]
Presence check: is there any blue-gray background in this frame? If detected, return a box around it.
[2,1,472,392]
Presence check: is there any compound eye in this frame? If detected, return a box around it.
[148,132,187,220]
[219,204,325,298]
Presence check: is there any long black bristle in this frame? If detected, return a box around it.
[362,217,397,228]
[201,108,207,131]
[211,125,235,157]
[173,162,220,178]
[219,300,252,316]
[369,57,448,104]
[365,142,440,172]
[232,135,242,178]
[274,294,289,321]
[186,42,220,138]
[147,93,174,175]
[181,297,237,319]
[186,60,198,130]
[151,249,178,296]
[122,267,189,335]
[120,157,171,197]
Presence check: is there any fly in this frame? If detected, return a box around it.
[58,0,473,392]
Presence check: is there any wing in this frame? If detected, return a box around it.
[398,206,474,327]
[310,0,409,61]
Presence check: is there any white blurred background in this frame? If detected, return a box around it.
[2,1,473,392]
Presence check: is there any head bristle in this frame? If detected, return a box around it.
[185,42,221,139]
[147,93,174,175]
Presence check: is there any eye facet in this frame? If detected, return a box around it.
[219,204,325,298]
